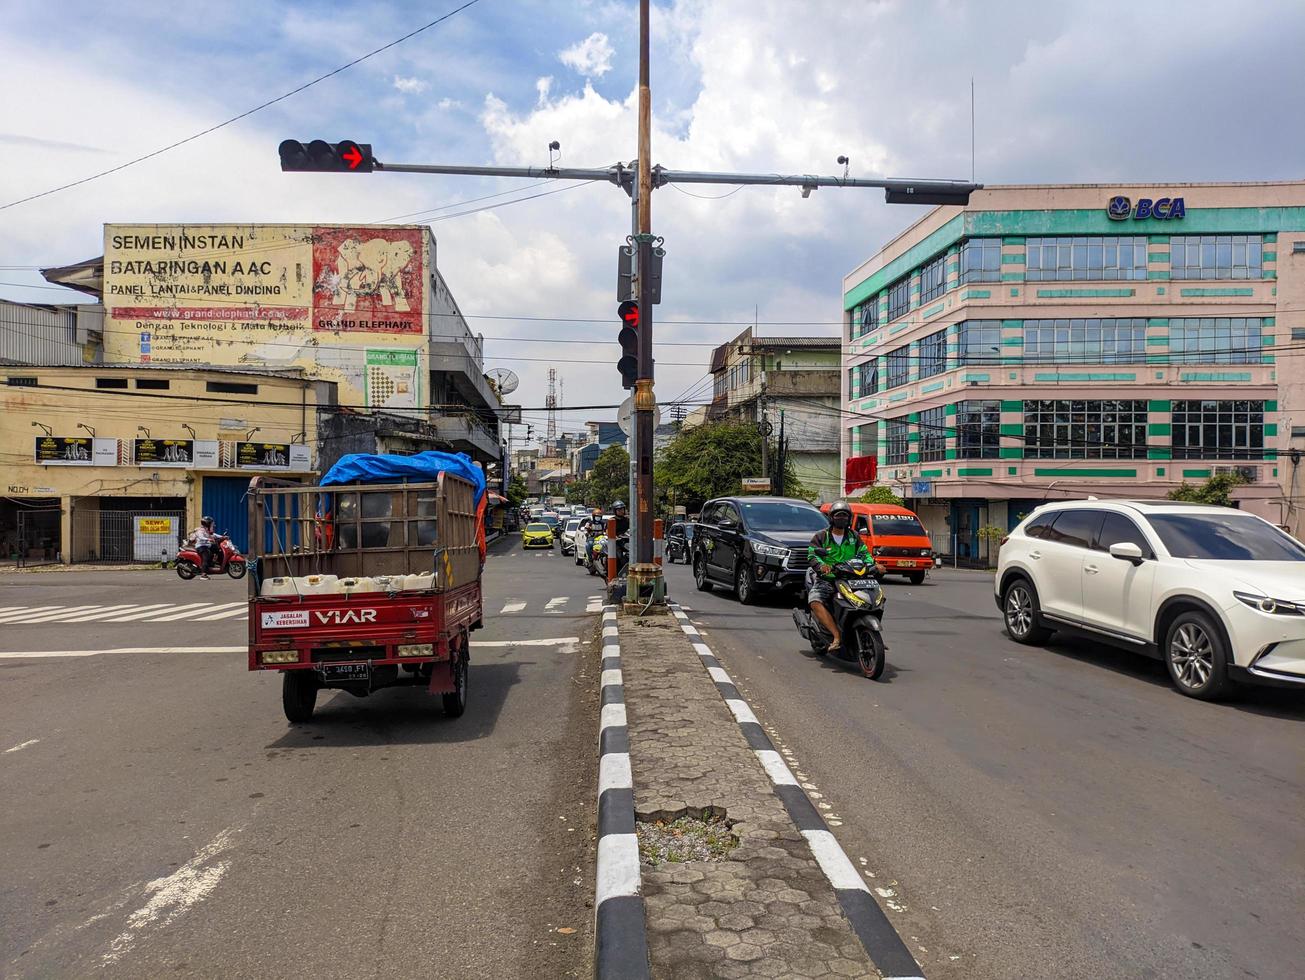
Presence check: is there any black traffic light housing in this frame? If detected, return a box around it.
[883,181,972,206]
[279,139,375,173]
[617,300,639,389]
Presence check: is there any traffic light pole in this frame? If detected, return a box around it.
[632,0,658,588]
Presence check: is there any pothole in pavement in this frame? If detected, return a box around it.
[636,806,738,867]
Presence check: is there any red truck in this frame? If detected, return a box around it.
[246,459,485,723]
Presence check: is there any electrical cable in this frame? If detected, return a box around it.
[0,0,483,212]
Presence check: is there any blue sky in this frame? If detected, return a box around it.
[2,0,1304,438]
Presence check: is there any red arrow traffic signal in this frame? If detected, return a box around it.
[341,144,363,170]
[278,139,374,173]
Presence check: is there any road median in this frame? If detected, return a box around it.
[605,604,924,979]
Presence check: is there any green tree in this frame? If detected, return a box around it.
[565,478,590,505]
[505,474,528,508]
[856,485,903,506]
[1166,471,1245,507]
[655,421,807,512]
[977,524,1006,567]
[589,445,631,507]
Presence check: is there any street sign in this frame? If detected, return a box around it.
[618,396,661,436]
[912,480,932,496]
[741,477,771,492]
[617,245,634,301]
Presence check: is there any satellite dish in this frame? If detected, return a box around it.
[487,367,520,396]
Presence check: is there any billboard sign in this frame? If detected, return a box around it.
[134,438,194,467]
[237,442,290,469]
[34,437,118,466]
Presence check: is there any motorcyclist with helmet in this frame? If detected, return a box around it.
[807,500,882,652]
[611,500,630,536]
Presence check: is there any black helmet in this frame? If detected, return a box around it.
[201,515,214,525]
[612,499,626,510]
[828,500,853,521]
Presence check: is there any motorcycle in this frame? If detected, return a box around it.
[176,533,248,580]
[791,558,886,679]
[586,532,629,580]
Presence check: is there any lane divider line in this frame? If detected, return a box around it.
[594,606,652,980]
[0,637,584,659]
[667,602,926,980]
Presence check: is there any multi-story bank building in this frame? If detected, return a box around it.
[841,182,1304,561]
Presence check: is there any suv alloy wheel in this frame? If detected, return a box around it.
[1003,578,1052,644]
[1164,610,1231,700]
[735,561,757,605]
[693,554,713,592]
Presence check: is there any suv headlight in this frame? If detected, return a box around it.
[1233,591,1304,615]
[751,542,789,560]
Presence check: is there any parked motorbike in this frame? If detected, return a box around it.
[791,558,886,679]
[176,533,247,580]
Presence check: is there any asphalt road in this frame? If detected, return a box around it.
[664,561,1305,980]
[1,538,600,979]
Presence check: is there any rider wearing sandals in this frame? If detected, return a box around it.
[807,500,878,652]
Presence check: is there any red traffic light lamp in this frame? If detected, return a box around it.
[617,300,639,389]
[278,139,374,173]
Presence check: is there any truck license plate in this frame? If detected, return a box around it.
[320,663,369,681]
[900,561,916,567]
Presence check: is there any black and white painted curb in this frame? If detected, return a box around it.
[593,606,652,979]
[668,602,926,980]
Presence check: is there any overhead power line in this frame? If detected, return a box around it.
[0,0,482,212]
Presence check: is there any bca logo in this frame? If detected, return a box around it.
[1107,195,1186,221]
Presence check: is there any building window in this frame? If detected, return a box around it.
[918,329,947,379]
[887,275,911,321]
[1024,400,1148,459]
[958,239,1001,283]
[206,380,259,395]
[850,297,880,340]
[6,376,38,387]
[1023,318,1146,364]
[95,377,129,389]
[850,422,875,456]
[919,253,947,303]
[919,406,947,462]
[848,363,877,399]
[958,400,1000,458]
[1025,236,1147,281]
[135,378,171,390]
[1170,235,1263,280]
[1170,317,1263,364]
[885,418,910,464]
[884,344,911,389]
[1171,400,1265,460]
[956,320,1002,364]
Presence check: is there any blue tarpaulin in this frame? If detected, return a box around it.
[319,451,487,503]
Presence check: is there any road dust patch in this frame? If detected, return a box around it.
[636,808,738,868]
[102,827,238,966]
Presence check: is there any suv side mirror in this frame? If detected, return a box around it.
[1108,541,1144,565]
[717,519,738,532]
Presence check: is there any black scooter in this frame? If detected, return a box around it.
[791,558,887,679]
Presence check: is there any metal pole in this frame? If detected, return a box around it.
[628,177,640,554]
[632,0,658,577]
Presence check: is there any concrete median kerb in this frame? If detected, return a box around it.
[614,607,924,980]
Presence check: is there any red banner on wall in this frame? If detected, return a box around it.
[845,455,878,493]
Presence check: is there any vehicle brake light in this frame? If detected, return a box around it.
[1000,536,1009,546]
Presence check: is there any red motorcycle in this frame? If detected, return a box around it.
[176,533,247,580]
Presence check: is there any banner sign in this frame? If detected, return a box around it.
[134,438,194,467]
[237,441,290,469]
[136,517,175,535]
[289,444,311,472]
[193,440,220,468]
[34,437,118,466]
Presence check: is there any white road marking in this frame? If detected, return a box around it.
[4,738,40,754]
[31,604,139,623]
[0,637,583,659]
[472,637,581,648]
[5,605,106,623]
[192,606,249,622]
[103,827,237,965]
[756,750,799,786]
[500,600,527,614]
[586,599,604,613]
[0,606,32,614]
[801,829,870,893]
[94,603,178,623]
[0,606,60,622]
[148,601,245,622]
[545,596,569,612]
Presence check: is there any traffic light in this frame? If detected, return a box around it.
[883,181,972,206]
[278,139,375,173]
[617,300,639,389]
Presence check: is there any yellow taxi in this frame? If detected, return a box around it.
[522,522,555,549]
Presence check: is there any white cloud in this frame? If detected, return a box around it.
[559,32,614,78]
[392,75,429,94]
[535,76,552,106]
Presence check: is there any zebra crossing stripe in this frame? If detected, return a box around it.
[191,606,250,622]
[146,601,246,623]
[8,605,108,624]
[0,606,61,622]
[500,600,527,614]
[545,597,569,612]
[0,606,32,615]
[93,603,182,623]
[52,604,142,623]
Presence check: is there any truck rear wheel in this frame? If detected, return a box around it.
[442,633,469,718]
[282,671,317,723]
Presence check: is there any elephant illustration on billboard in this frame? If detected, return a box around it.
[331,237,415,312]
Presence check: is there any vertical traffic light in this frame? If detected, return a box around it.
[617,300,639,389]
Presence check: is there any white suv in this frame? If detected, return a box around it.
[995,500,1305,700]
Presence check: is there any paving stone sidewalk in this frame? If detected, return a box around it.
[620,613,880,980]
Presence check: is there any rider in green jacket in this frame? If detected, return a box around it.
[807,500,880,651]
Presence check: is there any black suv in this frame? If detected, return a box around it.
[691,496,829,604]
[665,522,696,564]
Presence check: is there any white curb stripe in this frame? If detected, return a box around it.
[599,752,633,794]
[600,703,628,731]
[707,666,731,685]
[602,625,619,639]
[693,642,714,658]
[724,698,760,726]
[802,829,871,893]
[601,668,623,689]
[595,834,641,904]
[756,749,799,786]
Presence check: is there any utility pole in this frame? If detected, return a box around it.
[632,0,657,572]
[758,377,768,480]
[776,409,786,497]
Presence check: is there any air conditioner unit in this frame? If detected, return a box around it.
[1213,464,1258,483]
